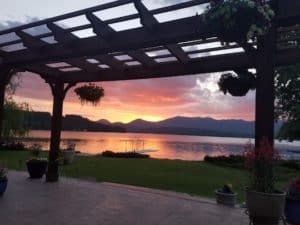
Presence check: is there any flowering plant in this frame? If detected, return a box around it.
[218,71,256,96]
[74,83,104,106]
[203,0,275,44]
[244,137,280,193]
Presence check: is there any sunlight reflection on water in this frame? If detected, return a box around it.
[25,130,300,161]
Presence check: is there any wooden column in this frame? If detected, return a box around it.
[255,28,276,147]
[0,69,13,143]
[46,81,75,182]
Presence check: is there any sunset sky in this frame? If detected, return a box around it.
[0,0,255,123]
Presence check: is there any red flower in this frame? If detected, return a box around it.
[244,137,281,168]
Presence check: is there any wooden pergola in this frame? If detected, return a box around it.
[0,0,299,181]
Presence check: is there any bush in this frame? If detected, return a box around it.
[102,151,149,159]
[0,141,26,151]
[204,155,245,169]
[280,160,300,170]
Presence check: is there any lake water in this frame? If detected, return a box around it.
[26,130,300,161]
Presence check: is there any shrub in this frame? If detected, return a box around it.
[102,151,149,159]
[244,138,281,193]
[204,155,245,169]
[0,141,26,151]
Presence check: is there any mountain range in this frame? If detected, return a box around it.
[24,111,283,138]
[98,116,283,138]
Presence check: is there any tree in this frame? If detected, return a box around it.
[1,73,30,141]
[275,63,300,141]
[2,97,30,140]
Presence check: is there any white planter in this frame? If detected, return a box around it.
[62,150,75,165]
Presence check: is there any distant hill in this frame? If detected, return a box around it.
[24,111,126,133]
[24,111,283,138]
[102,116,283,138]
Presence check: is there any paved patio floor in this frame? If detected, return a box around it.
[0,171,249,225]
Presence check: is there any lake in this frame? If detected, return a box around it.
[26,130,300,161]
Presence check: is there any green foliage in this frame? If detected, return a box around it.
[218,71,256,96]
[74,83,104,106]
[204,0,274,44]
[275,63,300,141]
[2,97,30,140]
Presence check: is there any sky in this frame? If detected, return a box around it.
[0,0,255,123]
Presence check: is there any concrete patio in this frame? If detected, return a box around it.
[0,171,248,225]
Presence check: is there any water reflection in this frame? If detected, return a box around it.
[25,130,300,161]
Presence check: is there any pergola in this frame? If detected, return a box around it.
[0,0,299,182]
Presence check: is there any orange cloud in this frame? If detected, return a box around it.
[12,72,255,123]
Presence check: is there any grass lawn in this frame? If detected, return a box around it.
[1,150,299,202]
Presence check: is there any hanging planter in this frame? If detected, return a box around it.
[74,83,105,106]
[203,0,275,44]
[218,71,256,97]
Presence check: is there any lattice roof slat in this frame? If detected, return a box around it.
[0,0,299,83]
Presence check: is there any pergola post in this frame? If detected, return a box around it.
[0,69,13,143]
[255,28,277,147]
[46,80,75,182]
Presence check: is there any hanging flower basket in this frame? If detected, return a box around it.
[218,71,256,97]
[204,0,275,44]
[74,83,104,105]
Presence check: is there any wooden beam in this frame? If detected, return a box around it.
[3,17,216,67]
[166,44,190,63]
[47,23,79,46]
[0,0,210,49]
[127,50,156,67]
[133,0,159,30]
[25,64,61,76]
[95,55,125,70]
[66,58,100,73]
[15,31,48,51]
[49,52,252,83]
[23,47,300,83]
[86,12,114,39]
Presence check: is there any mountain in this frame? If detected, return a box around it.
[24,111,283,138]
[24,111,126,133]
[102,116,283,138]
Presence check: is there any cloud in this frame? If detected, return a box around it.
[12,71,255,122]
[0,11,255,123]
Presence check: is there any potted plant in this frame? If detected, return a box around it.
[218,71,256,96]
[0,162,8,196]
[74,83,104,105]
[215,183,237,207]
[203,0,275,44]
[26,144,48,179]
[62,142,76,165]
[244,138,286,225]
[285,179,300,225]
